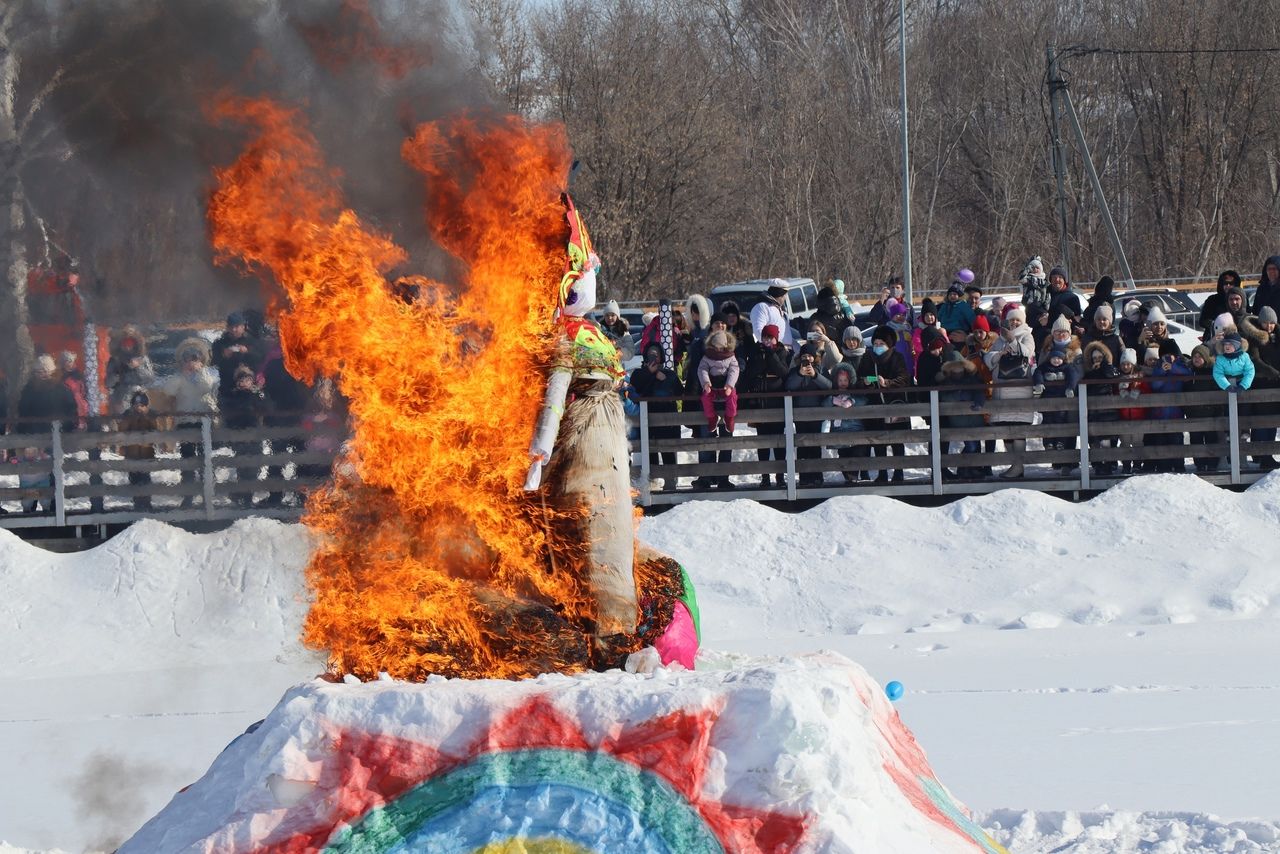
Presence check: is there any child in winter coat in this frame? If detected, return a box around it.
[1116,347,1149,474]
[1214,332,1254,392]
[697,329,740,432]
[119,390,158,510]
[825,362,868,483]
[1082,342,1121,476]
[1034,316,1083,472]
[1187,344,1222,472]
[936,352,986,478]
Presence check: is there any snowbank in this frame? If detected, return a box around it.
[983,809,1280,853]
[121,651,1005,853]
[0,518,315,678]
[640,473,1280,641]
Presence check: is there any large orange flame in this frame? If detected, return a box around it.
[208,96,601,680]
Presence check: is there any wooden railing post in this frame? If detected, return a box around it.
[929,390,942,495]
[639,400,651,506]
[1228,390,1242,485]
[51,422,66,526]
[1078,384,1091,490]
[784,395,797,501]
[202,416,216,519]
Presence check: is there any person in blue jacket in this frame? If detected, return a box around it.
[1145,340,1193,473]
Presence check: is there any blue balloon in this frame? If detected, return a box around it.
[885,680,904,701]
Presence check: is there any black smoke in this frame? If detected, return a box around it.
[13,0,497,327]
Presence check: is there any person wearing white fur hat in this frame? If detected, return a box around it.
[1115,347,1148,474]
[1139,303,1181,356]
[983,304,1036,478]
[1119,299,1144,351]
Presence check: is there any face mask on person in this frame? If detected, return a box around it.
[872,344,889,356]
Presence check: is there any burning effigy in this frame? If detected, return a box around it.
[206,97,695,681]
[118,71,1006,854]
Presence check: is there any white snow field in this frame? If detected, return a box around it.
[2,475,1280,851]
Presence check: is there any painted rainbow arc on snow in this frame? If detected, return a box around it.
[323,748,725,853]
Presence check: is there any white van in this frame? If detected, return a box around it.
[709,278,819,335]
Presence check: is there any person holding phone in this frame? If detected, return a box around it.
[805,319,842,373]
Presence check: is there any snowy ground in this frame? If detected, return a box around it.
[3,476,1280,851]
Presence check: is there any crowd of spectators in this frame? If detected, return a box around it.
[626,261,1280,491]
[2,311,348,514]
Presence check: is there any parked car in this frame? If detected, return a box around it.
[1111,289,1201,328]
[709,278,819,339]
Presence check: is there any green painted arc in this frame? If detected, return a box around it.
[322,748,725,854]
[678,565,702,641]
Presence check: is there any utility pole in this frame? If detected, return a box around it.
[1046,45,1135,285]
[898,0,913,306]
[1046,45,1073,280]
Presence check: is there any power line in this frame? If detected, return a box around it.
[1063,45,1280,58]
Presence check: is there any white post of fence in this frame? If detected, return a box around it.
[202,416,216,519]
[1228,391,1242,485]
[784,396,797,501]
[639,400,651,506]
[929,390,942,495]
[1078,384,1091,490]
[51,422,66,526]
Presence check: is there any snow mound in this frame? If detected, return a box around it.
[639,474,1280,641]
[121,652,1006,853]
[0,518,315,678]
[983,809,1280,853]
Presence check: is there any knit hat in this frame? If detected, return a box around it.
[872,325,896,346]
[1003,305,1027,325]
[1048,341,1069,360]
[226,311,246,327]
[1120,348,1138,366]
[1143,346,1160,363]
[1190,344,1214,364]
[720,300,740,317]
[761,324,781,341]
[1123,300,1142,322]
[922,327,945,350]
[842,326,863,344]
[1215,312,1235,332]
[604,299,621,315]
[1223,332,1244,352]
[1094,275,1115,298]
[1048,266,1069,284]
[888,300,909,320]
[34,354,57,377]
[921,297,937,317]
[973,314,991,332]
[947,281,965,296]
[1051,314,1072,333]
[642,311,657,327]
[1146,305,1167,325]
[709,312,728,328]
[964,284,983,296]
[1095,303,1114,324]
[766,281,788,299]
[1158,339,1180,357]
[1261,306,1279,325]
[956,268,975,284]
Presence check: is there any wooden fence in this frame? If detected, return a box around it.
[633,382,1280,506]
[3,382,1275,530]
[0,415,337,530]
